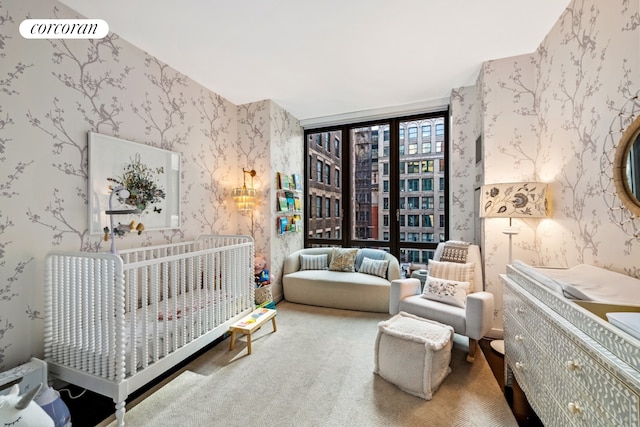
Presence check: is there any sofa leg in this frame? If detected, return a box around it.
[466,338,478,363]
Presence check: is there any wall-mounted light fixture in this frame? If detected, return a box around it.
[232,168,257,211]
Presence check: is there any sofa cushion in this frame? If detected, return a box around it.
[329,248,358,272]
[421,275,470,308]
[355,248,387,271]
[299,253,329,271]
[428,259,476,292]
[359,257,390,278]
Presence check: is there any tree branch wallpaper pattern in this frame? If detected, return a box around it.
[1,0,639,368]
[0,0,301,369]
[450,0,640,334]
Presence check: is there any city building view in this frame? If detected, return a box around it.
[305,114,447,272]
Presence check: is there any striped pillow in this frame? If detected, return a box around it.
[300,254,329,271]
[428,259,475,292]
[359,257,390,278]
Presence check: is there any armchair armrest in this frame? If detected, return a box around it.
[464,291,494,340]
[389,278,422,315]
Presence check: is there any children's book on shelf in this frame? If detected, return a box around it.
[286,193,295,211]
[293,173,303,191]
[279,216,288,234]
[294,195,302,211]
[277,192,288,211]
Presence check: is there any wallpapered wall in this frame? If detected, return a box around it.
[452,0,640,334]
[0,0,302,370]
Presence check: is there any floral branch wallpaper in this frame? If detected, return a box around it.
[0,0,301,370]
[1,0,639,368]
[450,0,640,334]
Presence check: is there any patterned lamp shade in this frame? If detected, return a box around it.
[480,182,548,218]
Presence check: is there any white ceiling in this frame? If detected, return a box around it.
[58,0,570,122]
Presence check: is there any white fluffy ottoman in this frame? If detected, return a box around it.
[374,311,454,400]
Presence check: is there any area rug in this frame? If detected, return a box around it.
[105,302,516,427]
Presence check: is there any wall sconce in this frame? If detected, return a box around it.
[232,168,257,211]
[479,182,549,264]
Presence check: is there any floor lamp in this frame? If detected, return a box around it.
[480,182,549,355]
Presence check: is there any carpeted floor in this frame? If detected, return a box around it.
[103,302,517,427]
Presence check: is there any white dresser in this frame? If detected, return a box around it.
[501,264,640,427]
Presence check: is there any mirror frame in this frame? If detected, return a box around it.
[613,114,640,218]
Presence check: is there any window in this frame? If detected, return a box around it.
[424,196,434,209]
[408,126,417,140]
[422,125,431,139]
[436,141,443,153]
[304,111,448,260]
[422,178,433,191]
[407,196,419,209]
[316,196,322,218]
[407,161,420,173]
[439,158,446,171]
[439,195,445,209]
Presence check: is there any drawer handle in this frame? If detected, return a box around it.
[515,361,525,370]
[515,307,525,314]
[567,402,583,414]
[515,334,524,342]
[566,360,582,371]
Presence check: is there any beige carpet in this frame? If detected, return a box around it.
[106,302,516,427]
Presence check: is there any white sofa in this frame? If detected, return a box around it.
[282,247,401,313]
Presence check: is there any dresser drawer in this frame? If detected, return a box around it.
[546,321,639,425]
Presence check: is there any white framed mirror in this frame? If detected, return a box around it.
[88,132,181,235]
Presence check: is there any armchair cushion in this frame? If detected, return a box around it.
[428,259,476,292]
[421,276,470,308]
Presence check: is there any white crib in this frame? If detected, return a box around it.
[44,235,255,426]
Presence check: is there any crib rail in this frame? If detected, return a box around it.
[44,235,254,382]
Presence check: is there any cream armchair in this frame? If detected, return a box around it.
[389,242,493,362]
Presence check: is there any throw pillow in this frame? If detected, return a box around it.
[359,257,390,278]
[299,254,329,271]
[428,259,475,292]
[354,248,387,271]
[421,275,470,308]
[328,248,359,272]
[439,241,470,263]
